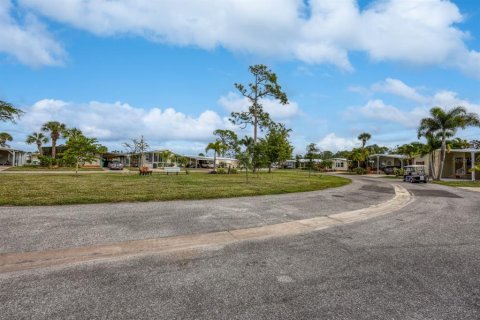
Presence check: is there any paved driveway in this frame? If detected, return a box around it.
[1,176,479,319]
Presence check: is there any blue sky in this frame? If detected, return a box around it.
[1,0,480,155]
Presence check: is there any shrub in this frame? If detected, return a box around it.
[354,167,367,175]
[229,168,238,174]
[38,155,57,168]
[217,168,226,174]
[394,168,405,176]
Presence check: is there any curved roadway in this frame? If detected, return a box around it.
[1,175,479,319]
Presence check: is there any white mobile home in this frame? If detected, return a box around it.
[0,147,29,167]
[330,158,349,171]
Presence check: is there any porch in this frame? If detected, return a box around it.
[0,147,28,167]
[442,149,479,182]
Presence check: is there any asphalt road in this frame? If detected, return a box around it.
[1,176,479,319]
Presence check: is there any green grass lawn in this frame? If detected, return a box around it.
[6,166,104,171]
[0,171,351,206]
[433,180,480,188]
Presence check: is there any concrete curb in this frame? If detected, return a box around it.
[0,185,412,274]
[458,187,480,193]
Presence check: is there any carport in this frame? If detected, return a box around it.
[369,154,406,175]
[0,147,28,166]
[442,149,480,181]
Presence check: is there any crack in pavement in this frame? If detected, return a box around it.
[0,185,412,274]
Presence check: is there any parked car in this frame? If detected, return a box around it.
[403,165,428,183]
[382,166,400,175]
[108,161,124,170]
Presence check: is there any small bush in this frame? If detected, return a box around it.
[229,168,238,174]
[354,167,367,175]
[394,168,405,176]
[217,168,226,174]
[39,155,57,168]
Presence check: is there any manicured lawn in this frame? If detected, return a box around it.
[0,171,351,206]
[433,180,480,188]
[6,166,104,171]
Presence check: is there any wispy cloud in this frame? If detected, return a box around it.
[371,78,427,104]
[0,0,65,66]
[346,78,480,128]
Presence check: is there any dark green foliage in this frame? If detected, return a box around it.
[38,155,57,167]
[63,134,107,174]
[258,122,293,173]
[213,129,239,158]
[358,132,371,148]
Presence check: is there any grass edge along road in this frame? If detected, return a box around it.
[0,171,351,206]
[433,180,480,188]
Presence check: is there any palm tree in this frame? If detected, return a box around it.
[0,100,23,123]
[26,132,49,155]
[349,148,368,168]
[160,150,173,167]
[205,141,228,172]
[41,121,67,158]
[64,128,83,140]
[420,133,442,180]
[396,142,424,165]
[0,132,13,147]
[240,136,254,152]
[418,106,480,180]
[358,132,371,148]
[305,143,319,177]
[449,137,470,149]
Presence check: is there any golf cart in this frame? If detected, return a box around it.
[403,165,428,183]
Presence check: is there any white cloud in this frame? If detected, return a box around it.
[0,0,64,66]
[218,92,301,120]
[372,78,427,103]
[317,133,358,152]
[346,99,428,128]
[16,99,234,152]
[432,90,480,114]
[347,77,480,130]
[9,0,480,75]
